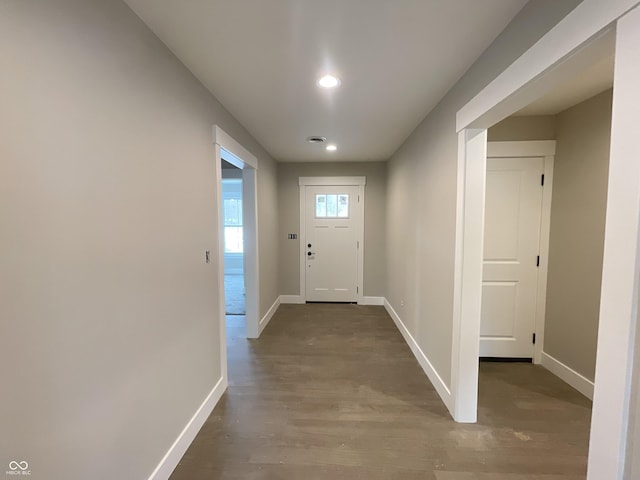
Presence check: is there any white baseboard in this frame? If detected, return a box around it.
[258,296,281,335]
[540,351,594,400]
[148,376,227,480]
[279,295,304,304]
[360,296,385,306]
[280,295,384,306]
[384,300,453,412]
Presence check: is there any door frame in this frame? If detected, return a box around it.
[452,3,640,477]
[298,176,366,304]
[451,20,617,424]
[213,127,260,375]
[485,141,556,363]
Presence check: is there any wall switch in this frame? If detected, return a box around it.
[205,250,211,264]
[287,233,298,239]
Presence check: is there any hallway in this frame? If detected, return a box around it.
[170,304,591,479]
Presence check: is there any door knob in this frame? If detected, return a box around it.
[308,243,312,248]
[307,251,315,256]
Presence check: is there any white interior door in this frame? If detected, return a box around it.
[305,185,360,302]
[480,156,544,358]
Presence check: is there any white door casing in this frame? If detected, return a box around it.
[213,125,260,352]
[453,4,640,477]
[452,138,554,423]
[299,177,365,304]
[481,156,544,358]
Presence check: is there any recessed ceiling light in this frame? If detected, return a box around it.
[326,144,337,151]
[318,75,340,88]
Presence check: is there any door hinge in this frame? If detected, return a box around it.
[532,333,536,345]
[357,241,360,249]
[536,255,540,267]
[357,286,359,293]
[541,174,545,186]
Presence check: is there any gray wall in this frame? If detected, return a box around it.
[488,115,556,141]
[278,162,387,297]
[626,301,640,478]
[257,151,280,315]
[385,0,582,389]
[544,89,613,381]
[0,1,278,479]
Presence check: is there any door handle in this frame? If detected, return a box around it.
[307,251,315,256]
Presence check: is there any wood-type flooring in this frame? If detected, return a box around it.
[170,304,592,479]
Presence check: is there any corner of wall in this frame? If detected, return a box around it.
[148,377,227,480]
[383,299,454,414]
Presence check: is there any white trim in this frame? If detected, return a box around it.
[299,189,306,302]
[279,295,305,304]
[487,140,556,158]
[258,296,280,335]
[456,0,636,131]
[535,154,554,364]
[451,129,487,423]
[298,176,366,186]
[147,377,226,480]
[361,296,385,306]
[356,184,365,305]
[453,2,640,477]
[541,352,594,400]
[298,177,366,304]
[213,125,257,169]
[486,141,556,364]
[452,139,556,423]
[213,143,228,388]
[385,299,453,413]
[213,125,260,346]
[241,168,260,339]
[589,8,640,478]
[451,130,467,418]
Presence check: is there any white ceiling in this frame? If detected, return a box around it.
[124,0,528,162]
[515,50,614,116]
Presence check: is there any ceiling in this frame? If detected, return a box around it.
[123,0,528,162]
[515,47,614,116]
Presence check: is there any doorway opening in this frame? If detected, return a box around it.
[474,78,614,477]
[221,165,245,317]
[221,162,246,357]
[477,34,613,385]
[451,15,636,477]
[213,126,260,391]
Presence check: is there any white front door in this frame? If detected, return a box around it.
[480,156,544,358]
[305,185,360,302]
